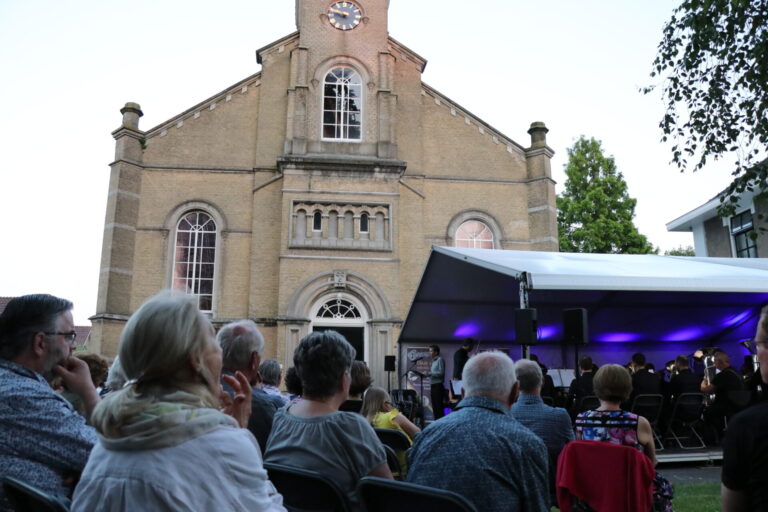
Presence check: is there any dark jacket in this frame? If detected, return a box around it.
[668,368,702,400]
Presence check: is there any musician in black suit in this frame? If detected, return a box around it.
[702,351,745,439]
[629,352,662,404]
[668,355,702,400]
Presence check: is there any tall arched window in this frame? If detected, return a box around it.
[455,220,494,249]
[323,67,362,141]
[172,211,216,312]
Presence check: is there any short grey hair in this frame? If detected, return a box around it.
[462,352,516,402]
[514,359,542,393]
[259,359,282,386]
[217,320,265,371]
[105,356,127,390]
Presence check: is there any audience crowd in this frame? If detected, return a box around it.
[0,291,767,511]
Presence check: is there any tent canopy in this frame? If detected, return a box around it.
[399,247,768,345]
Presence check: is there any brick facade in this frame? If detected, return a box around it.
[92,0,557,387]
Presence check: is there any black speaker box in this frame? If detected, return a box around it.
[563,308,589,345]
[514,308,538,345]
[384,355,396,372]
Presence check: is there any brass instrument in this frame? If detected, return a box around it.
[740,339,762,394]
[700,348,720,406]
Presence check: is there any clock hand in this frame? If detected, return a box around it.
[329,8,348,16]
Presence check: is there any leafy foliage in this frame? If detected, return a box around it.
[664,245,695,256]
[557,137,656,254]
[643,0,768,217]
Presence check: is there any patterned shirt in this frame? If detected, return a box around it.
[574,409,641,449]
[406,395,549,512]
[0,359,97,509]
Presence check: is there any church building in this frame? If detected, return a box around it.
[92,0,558,386]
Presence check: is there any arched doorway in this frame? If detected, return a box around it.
[310,294,368,361]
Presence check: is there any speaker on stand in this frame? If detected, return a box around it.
[384,355,396,394]
[515,308,538,359]
[563,308,589,391]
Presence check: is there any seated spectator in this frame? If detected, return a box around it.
[71,292,285,511]
[217,319,279,454]
[530,353,556,402]
[406,352,549,512]
[361,386,420,443]
[260,359,289,406]
[101,356,127,396]
[575,364,673,511]
[264,330,391,509]
[63,353,110,415]
[512,359,574,507]
[721,305,768,511]
[284,366,302,403]
[339,360,372,413]
[0,294,98,509]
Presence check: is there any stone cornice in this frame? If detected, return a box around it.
[278,154,407,176]
[387,36,427,72]
[256,32,300,64]
[525,146,555,158]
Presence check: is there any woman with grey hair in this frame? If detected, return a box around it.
[264,330,392,509]
[71,292,285,511]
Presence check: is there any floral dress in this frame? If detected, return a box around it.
[574,410,674,512]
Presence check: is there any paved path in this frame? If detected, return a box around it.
[658,462,721,484]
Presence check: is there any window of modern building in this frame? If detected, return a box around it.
[454,220,494,249]
[322,67,362,140]
[731,210,758,258]
[172,210,216,312]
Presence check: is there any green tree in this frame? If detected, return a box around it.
[557,137,656,254]
[664,245,695,256]
[643,0,768,217]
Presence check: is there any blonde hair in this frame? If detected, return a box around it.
[361,386,390,425]
[593,364,633,403]
[91,291,219,437]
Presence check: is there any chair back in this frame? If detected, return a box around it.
[579,395,600,413]
[630,394,664,425]
[728,389,752,411]
[669,392,704,423]
[556,440,654,512]
[263,462,351,512]
[374,428,411,451]
[381,444,403,479]
[357,476,478,512]
[2,476,70,512]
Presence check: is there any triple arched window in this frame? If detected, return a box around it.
[172,210,216,312]
[323,67,362,141]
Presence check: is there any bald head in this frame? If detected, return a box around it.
[462,352,517,404]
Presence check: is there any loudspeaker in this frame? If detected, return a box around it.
[563,308,589,345]
[514,308,538,345]
[384,355,396,372]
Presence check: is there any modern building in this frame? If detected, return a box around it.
[91,0,558,386]
[667,187,766,258]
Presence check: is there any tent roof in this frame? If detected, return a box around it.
[399,247,768,345]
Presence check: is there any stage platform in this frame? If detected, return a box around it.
[657,447,722,464]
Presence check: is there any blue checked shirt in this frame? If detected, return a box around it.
[0,359,96,509]
[407,395,549,512]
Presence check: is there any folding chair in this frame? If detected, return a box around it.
[263,462,351,512]
[2,476,70,512]
[357,476,477,512]
[664,392,705,449]
[630,393,665,451]
[578,395,600,413]
[381,444,403,480]
[375,428,411,479]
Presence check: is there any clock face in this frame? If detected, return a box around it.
[327,2,362,31]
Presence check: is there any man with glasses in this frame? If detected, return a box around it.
[721,307,768,511]
[0,294,98,508]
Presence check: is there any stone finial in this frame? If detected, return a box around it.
[527,121,549,148]
[120,102,143,130]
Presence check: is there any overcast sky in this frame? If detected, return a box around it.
[0,1,735,324]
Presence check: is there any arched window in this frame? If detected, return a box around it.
[172,211,216,312]
[313,211,323,232]
[360,213,369,233]
[317,298,362,319]
[455,220,494,249]
[323,67,362,141]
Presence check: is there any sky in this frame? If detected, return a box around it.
[0,0,737,324]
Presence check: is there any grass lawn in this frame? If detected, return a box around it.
[551,481,722,512]
[673,482,721,512]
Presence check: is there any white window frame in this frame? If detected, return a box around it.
[171,210,217,312]
[321,66,363,142]
[454,219,495,249]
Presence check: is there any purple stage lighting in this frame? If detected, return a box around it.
[538,325,557,339]
[596,332,642,343]
[454,322,480,338]
[720,309,753,328]
[661,327,704,342]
